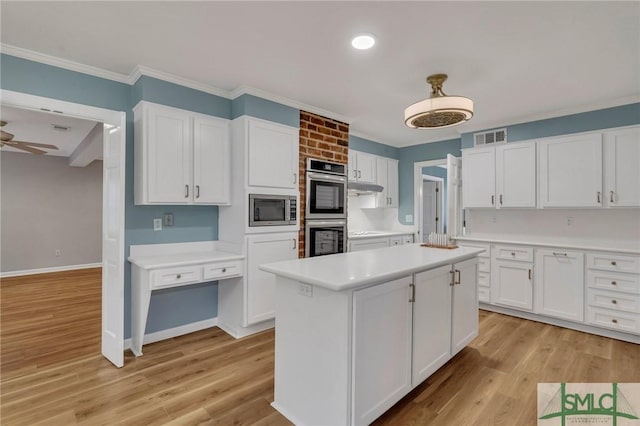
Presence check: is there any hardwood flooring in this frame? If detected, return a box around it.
[1,270,639,425]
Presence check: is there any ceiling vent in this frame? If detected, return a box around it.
[474,128,507,147]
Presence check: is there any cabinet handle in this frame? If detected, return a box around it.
[511,252,516,257]
[222,268,227,273]
[611,281,617,286]
[610,190,615,203]
[450,270,455,286]
[491,195,495,205]
[499,194,503,205]
[611,261,617,266]
[176,274,181,279]
[292,238,297,250]
[612,319,618,324]
[597,191,601,203]
[196,185,200,198]
[293,173,297,184]
[552,252,568,257]
[528,269,532,280]
[358,170,362,178]
[409,283,415,303]
[185,185,189,198]
[455,269,461,285]
[611,300,618,305]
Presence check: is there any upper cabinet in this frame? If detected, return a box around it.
[247,119,299,190]
[539,133,603,208]
[462,143,536,209]
[134,101,230,205]
[604,127,640,207]
[349,150,377,184]
[375,157,399,208]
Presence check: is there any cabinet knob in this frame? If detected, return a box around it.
[176,274,181,279]
[611,261,617,266]
[611,281,617,286]
[511,252,516,256]
[611,300,618,305]
[611,319,618,324]
[222,268,227,273]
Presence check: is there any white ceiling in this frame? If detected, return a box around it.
[1,2,638,147]
[1,105,98,158]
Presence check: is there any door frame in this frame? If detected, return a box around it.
[413,159,446,242]
[1,89,126,367]
[420,175,444,239]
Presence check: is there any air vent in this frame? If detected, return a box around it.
[51,124,71,132]
[474,128,507,147]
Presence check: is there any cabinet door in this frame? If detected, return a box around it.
[247,119,298,190]
[539,133,603,207]
[348,151,358,182]
[246,232,298,325]
[534,249,584,322]
[452,258,479,355]
[461,147,495,208]
[492,259,533,311]
[352,276,412,426]
[413,265,452,385]
[193,116,230,205]
[356,152,377,184]
[605,127,640,207]
[147,105,192,203]
[375,157,388,207]
[496,142,536,208]
[387,159,399,207]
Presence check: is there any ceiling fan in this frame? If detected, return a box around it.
[0,120,59,155]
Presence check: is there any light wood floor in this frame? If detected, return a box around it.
[1,270,639,425]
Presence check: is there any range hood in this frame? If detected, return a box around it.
[348,181,384,194]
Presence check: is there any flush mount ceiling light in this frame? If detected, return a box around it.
[351,33,376,50]
[404,74,473,129]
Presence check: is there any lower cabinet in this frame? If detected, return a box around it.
[246,232,298,325]
[534,249,584,321]
[349,237,389,252]
[352,258,478,424]
[492,258,533,311]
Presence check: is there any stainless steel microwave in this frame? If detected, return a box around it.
[249,194,297,227]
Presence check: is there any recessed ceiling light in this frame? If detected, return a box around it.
[351,34,376,50]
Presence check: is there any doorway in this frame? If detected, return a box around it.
[1,90,126,367]
[421,176,444,239]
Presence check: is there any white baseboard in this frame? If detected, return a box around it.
[124,317,218,350]
[0,263,102,278]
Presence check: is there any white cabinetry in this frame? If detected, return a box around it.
[459,242,491,303]
[539,133,603,208]
[375,157,399,207]
[604,127,640,207]
[348,150,377,184]
[451,258,480,355]
[247,119,299,190]
[534,249,584,322]
[352,276,413,425]
[246,232,298,325]
[134,101,230,205]
[462,147,495,208]
[492,245,533,311]
[349,237,389,252]
[495,143,536,208]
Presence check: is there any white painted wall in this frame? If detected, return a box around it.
[1,152,103,272]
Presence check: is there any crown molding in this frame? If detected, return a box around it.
[129,65,231,98]
[1,44,131,84]
[230,85,351,124]
[349,130,394,147]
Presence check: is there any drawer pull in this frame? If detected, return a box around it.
[511,252,516,256]
[611,300,617,305]
[222,268,227,273]
[611,261,617,266]
[552,252,568,257]
[611,281,617,286]
[176,274,181,279]
[611,319,618,324]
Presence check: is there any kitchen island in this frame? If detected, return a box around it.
[260,244,484,426]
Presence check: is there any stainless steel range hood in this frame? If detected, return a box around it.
[347,181,384,194]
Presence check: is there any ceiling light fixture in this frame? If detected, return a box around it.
[351,34,376,50]
[404,74,473,129]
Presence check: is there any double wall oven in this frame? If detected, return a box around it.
[305,159,347,257]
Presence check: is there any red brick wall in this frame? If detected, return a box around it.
[298,111,349,257]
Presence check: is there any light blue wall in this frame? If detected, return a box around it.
[0,54,298,338]
[349,135,399,159]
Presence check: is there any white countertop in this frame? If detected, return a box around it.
[259,244,484,292]
[128,241,244,270]
[455,236,640,255]
[348,230,414,240]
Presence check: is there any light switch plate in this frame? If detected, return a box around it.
[153,218,162,231]
[163,213,174,226]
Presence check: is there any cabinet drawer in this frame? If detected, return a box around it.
[478,257,491,273]
[587,270,640,294]
[203,260,242,281]
[494,245,533,262]
[587,289,640,314]
[478,271,491,288]
[389,237,402,246]
[478,286,490,303]
[402,235,414,245]
[460,243,490,258]
[587,253,640,274]
[586,307,640,334]
[151,265,202,289]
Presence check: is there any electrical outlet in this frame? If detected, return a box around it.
[163,213,174,226]
[55,249,61,257]
[153,218,162,231]
[566,216,573,226]
[298,283,313,297]
[405,214,413,223]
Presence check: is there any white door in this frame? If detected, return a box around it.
[461,147,495,208]
[492,260,533,311]
[147,105,192,203]
[246,232,298,325]
[387,159,399,207]
[422,181,438,238]
[446,154,463,237]
[451,258,479,355]
[193,116,230,204]
[539,133,603,207]
[352,276,413,425]
[247,119,298,190]
[496,142,536,208]
[102,118,126,367]
[412,265,452,385]
[534,249,584,321]
[605,127,640,207]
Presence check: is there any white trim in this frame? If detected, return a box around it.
[217,318,275,339]
[349,130,392,146]
[413,159,447,240]
[0,263,102,278]
[129,65,231,98]
[1,44,131,84]
[123,318,218,350]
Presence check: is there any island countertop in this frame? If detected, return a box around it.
[259,244,485,291]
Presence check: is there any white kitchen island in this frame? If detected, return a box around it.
[260,244,484,426]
